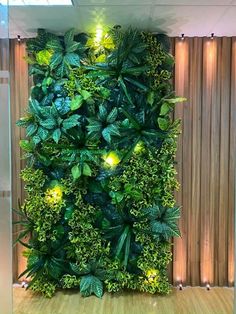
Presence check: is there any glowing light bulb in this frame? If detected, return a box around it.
[206,283,210,290]
[45,186,63,205]
[103,152,120,167]
[144,269,159,285]
[94,27,103,45]
[178,283,183,290]
[134,141,145,154]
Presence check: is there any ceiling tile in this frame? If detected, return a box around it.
[212,6,236,36]
[9,7,84,37]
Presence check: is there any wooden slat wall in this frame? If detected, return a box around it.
[10,39,30,280]
[172,37,236,286]
[7,37,236,286]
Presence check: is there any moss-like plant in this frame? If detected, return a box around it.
[16,26,184,298]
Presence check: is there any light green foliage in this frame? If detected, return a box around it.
[68,195,110,266]
[17,26,183,298]
[61,275,80,289]
[30,276,57,298]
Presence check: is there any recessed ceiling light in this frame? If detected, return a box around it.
[6,0,73,5]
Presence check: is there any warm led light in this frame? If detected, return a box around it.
[144,269,159,285]
[103,152,120,167]
[94,27,103,45]
[45,186,63,205]
[134,141,145,154]
[21,281,28,288]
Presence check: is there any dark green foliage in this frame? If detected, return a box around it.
[16,26,183,298]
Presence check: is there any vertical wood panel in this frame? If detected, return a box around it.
[228,37,236,286]
[189,37,202,285]
[218,38,231,285]
[200,38,215,285]
[173,37,235,286]
[173,37,187,285]
[10,39,29,281]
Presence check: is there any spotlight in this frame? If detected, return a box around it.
[181,34,185,41]
[17,35,21,43]
[178,283,183,290]
[21,281,28,288]
[211,33,214,40]
[206,283,211,290]
[113,25,121,30]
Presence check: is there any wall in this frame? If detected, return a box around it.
[8,37,236,286]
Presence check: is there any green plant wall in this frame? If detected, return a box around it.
[16,27,184,298]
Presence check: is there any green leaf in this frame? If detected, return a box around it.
[92,276,103,298]
[26,124,37,137]
[37,126,49,140]
[115,225,129,258]
[40,118,57,129]
[80,275,103,298]
[121,65,148,76]
[52,128,61,143]
[83,163,92,176]
[63,114,80,129]
[71,164,81,180]
[50,52,63,69]
[32,135,41,145]
[166,97,187,104]
[64,205,74,220]
[64,53,80,67]
[118,77,134,106]
[64,28,75,46]
[29,99,41,115]
[106,107,118,124]
[102,124,120,143]
[46,38,63,51]
[147,91,155,106]
[157,117,170,131]
[109,191,124,204]
[160,102,171,116]
[86,119,102,133]
[98,105,108,121]
[80,275,93,296]
[80,90,92,100]
[16,117,30,127]
[56,60,68,78]
[19,140,35,152]
[66,42,82,53]
[70,95,84,111]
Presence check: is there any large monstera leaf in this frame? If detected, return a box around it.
[47,28,86,78]
[142,204,181,241]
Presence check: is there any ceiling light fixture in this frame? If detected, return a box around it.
[181,33,185,41]
[17,35,21,43]
[211,33,214,40]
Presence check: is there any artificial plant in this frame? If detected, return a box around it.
[16,27,184,298]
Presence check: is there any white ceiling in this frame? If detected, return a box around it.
[7,0,236,38]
